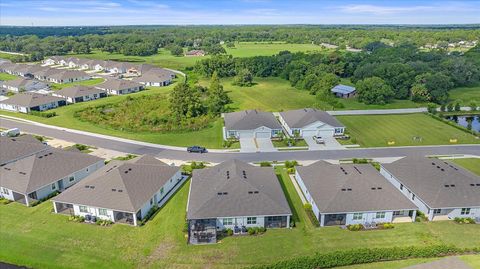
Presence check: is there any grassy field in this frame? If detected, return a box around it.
[449,84,480,105]
[338,255,480,269]
[50,78,105,90]
[451,158,480,175]
[0,73,18,81]
[224,42,325,57]
[337,114,480,147]
[1,167,479,269]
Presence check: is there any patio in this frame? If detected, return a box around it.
[189,219,217,244]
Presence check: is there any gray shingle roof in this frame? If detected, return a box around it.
[53,155,179,213]
[187,159,292,220]
[47,70,89,81]
[224,110,281,130]
[296,161,417,213]
[382,157,480,208]
[131,70,171,84]
[331,84,356,95]
[0,135,47,165]
[0,92,64,107]
[0,148,103,194]
[54,85,105,98]
[2,78,47,89]
[95,78,142,91]
[279,108,344,128]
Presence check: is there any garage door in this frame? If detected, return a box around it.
[318,129,334,137]
[255,131,271,139]
[238,131,254,139]
[302,130,318,137]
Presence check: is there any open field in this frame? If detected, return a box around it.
[224,42,326,57]
[50,77,105,90]
[451,158,480,175]
[449,84,480,105]
[338,255,480,269]
[0,73,18,81]
[337,114,480,147]
[1,167,479,269]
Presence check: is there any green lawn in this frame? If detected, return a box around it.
[449,84,480,105]
[338,255,480,269]
[50,78,106,90]
[1,167,479,269]
[0,73,18,81]
[224,42,326,57]
[451,158,480,175]
[337,114,480,147]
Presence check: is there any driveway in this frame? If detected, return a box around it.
[305,136,345,150]
[239,138,257,153]
[239,138,277,152]
[256,138,277,152]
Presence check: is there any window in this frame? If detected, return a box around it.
[353,213,363,220]
[79,206,88,213]
[412,194,415,200]
[393,211,404,216]
[461,208,471,215]
[247,217,257,224]
[433,209,441,214]
[228,131,237,138]
[51,183,56,190]
[150,198,153,205]
[69,176,75,182]
[400,184,403,190]
[335,128,343,134]
[1,187,9,195]
[222,218,233,225]
[375,212,386,219]
[99,208,108,216]
[160,187,164,195]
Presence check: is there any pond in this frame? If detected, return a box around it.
[444,115,480,132]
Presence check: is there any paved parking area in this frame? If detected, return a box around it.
[304,136,345,150]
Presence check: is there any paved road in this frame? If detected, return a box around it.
[2,117,479,163]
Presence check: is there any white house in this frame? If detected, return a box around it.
[278,108,345,138]
[381,157,480,221]
[1,78,49,93]
[187,159,292,244]
[95,78,144,95]
[223,110,283,140]
[0,92,66,113]
[0,148,104,206]
[52,85,107,104]
[52,155,184,226]
[131,69,174,87]
[46,70,90,84]
[295,161,417,227]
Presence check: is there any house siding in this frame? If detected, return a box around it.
[294,171,321,221]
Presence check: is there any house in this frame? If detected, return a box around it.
[0,62,17,74]
[52,155,184,226]
[278,108,345,138]
[185,50,206,57]
[104,61,134,74]
[66,57,81,68]
[380,157,480,221]
[91,60,107,72]
[0,92,66,113]
[95,78,144,95]
[42,56,65,66]
[187,159,292,244]
[52,85,107,104]
[1,78,49,93]
[0,135,48,166]
[46,70,90,83]
[31,67,62,81]
[131,69,173,87]
[295,161,417,227]
[0,148,104,206]
[331,84,356,98]
[223,110,283,140]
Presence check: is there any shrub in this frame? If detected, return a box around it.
[142,205,159,223]
[286,167,295,174]
[96,219,113,226]
[190,161,206,170]
[0,198,12,205]
[347,224,364,231]
[30,111,57,118]
[284,160,298,169]
[427,103,437,114]
[446,103,454,112]
[470,102,477,111]
[304,203,320,227]
[31,191,59,206]
[68,215,85,223]
[415,210,428,222]
[377,223,395,229]
[352,158,369,164]
[247,227,256,235]
[226,228,233,236]
[260,161,272,167]
[454,217,475,224]
[454,102,461,111]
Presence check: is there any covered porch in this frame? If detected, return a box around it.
[393,210,416,223]
[54,202,74,215]
[114,211,135,226]
[265,215,290,228]
[323,214,347,226]
[189,219,217,244]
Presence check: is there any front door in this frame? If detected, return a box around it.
[57,179,64,190]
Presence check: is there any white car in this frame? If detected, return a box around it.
[313,135,324,144]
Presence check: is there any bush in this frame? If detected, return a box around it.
[142,205,159,223]
[454,102,461,111]
[96,219,113,226]
[31,191,59,206]
[427,103,437,114]
[347,224,364,231]
[286,167,295,174]
[247,227,266,236]
[377,223,395,229]
[415,210,428,222]
[247,227,256,235]
[68,215,85,223]
[260,161,272,167]
[352,158,369,164]
[226,228,233,236]
[30,110,57,118]
[0,198,12,205]
[284,160,298,169]
[454,217,475,224]
[304,203,320,227]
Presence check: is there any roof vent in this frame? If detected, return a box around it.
[89,186,95,189]
[128,168,132,171]
[341,188,346,191]
[242,170,247,179]
[223,192,228,195]
[347,188,352,191]
[377,187,382,190]
[124,170,129,174]
[118,190,123,192]
[85,185,90,188]
[432,162,435,165]
[19,172,26,175]
[371,187,376,190]
[112,189,116,192]
[248,191,253,194]
[254,191,259,194]
[217,192,223,195]
[38,156,43,159]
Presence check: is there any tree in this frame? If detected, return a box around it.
[311,73,340,96]
[427,103,437,114]
[206,72,231,115]
[356,77,394,105]
[410,84,430,102]
[169,45,183,56]
[454,102,461,112]
[414,73,453,103]
[169,83,205,119]
[232,68,254,87]
[470,102,477,111]
[226,42,235,48]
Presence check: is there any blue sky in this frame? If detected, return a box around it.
[1,0,479,26]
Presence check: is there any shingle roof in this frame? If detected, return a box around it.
[224,110,281,130]
[0,148,103,194]
[382,157,480,208]
[0,135,47,165]
[2,78,47,89]
[95,78,142,91]
[331,84,356,95]
[54,85,104,98]
[279,108,344,128]
[187,159,292,219]
[53,155,179,213]
[0,92,64,107]
[47,70,89,81]
[131,69,172,83]
[296,161,417,213]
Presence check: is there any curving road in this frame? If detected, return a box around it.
[1,116,479,162]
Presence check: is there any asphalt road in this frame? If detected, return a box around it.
[1,117,479,162]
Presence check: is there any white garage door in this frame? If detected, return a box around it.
[318,129,335,137]
[302,130,318,137]
[255,131,271,139]
[238,131,254,139]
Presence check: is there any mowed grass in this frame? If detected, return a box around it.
[0,73,18,81]
[224,42,326,57]
[1,168,480,269]
[338,255,480,269]
[451,158,480,175]
[50,77,105,90]
[337,114,480,147]
[449,84,480,105]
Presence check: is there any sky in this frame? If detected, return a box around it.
[1,0,479,26]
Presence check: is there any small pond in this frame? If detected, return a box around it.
[444,115,480,132]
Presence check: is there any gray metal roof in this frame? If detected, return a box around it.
[382,157,480,208]
[279,108,344,129]
[53,155,179,213]
[224,110,282,130]
[187,159,292,220]
[331,84,356,94]
[0,148,103,194]
[0,135,48,166]
[403,257,472,269]
[54,85,105,98]
[95,78,142,91]
[0,92,64,107]
[296,161,417,213]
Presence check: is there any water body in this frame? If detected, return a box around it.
[445,115,480,132]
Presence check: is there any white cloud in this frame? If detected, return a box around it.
[338,2,480,15]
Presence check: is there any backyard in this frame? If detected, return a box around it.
[338,255,480,269]
[0,167,479,269]
[449,83,480,105]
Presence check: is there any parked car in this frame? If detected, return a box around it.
[187,146,207,153]
[313,135,325,144]
[0,128,20,137]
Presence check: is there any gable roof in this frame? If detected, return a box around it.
[187,159,292,219]
[331,84,356,95]
[131,69,172,83]
[47,70,89,81]
[0,135,48,165]
[2,78,48,89]
[0,92,64,107]
[296,161,417,213]
[224,110,281,130]
[54,85,104,98]
[95,78,142,91]
[382,157,480,208]
[279,108,344,129]
[53,155,179,213]
[0,148,103,194]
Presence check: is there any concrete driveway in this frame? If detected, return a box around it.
[239,138,277,152]
[256,138,277,152]
[239,138,257,153]
[305,136,345,150]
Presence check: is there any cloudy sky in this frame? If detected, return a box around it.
[1,0,479,26]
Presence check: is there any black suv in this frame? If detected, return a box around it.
[187,146,207,153]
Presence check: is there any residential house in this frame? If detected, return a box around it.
[42,56,65,66]
[295,161,417,227]
[95,78,143,95]
[52,155,184,226]
[380,157,480,221]
[278,108,345,138]
[0,92,66,113]
[1,78,49,93]
[223,110,283,140]
[331,84,356,98]
[131,69,174,87]
[0,148,104,206]
[46,70,90,83]
[52,85,107,104]
[104,61,134,74]
[0,135,48,166]
[185,50,206,57]
[31,67,62,81]
[67,57,81,68]
[187,159,292,244]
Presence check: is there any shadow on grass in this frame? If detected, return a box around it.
[275,168,300,224]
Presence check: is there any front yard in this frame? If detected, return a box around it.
[1,167,479,269]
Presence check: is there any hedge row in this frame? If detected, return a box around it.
[249,245,479,269]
